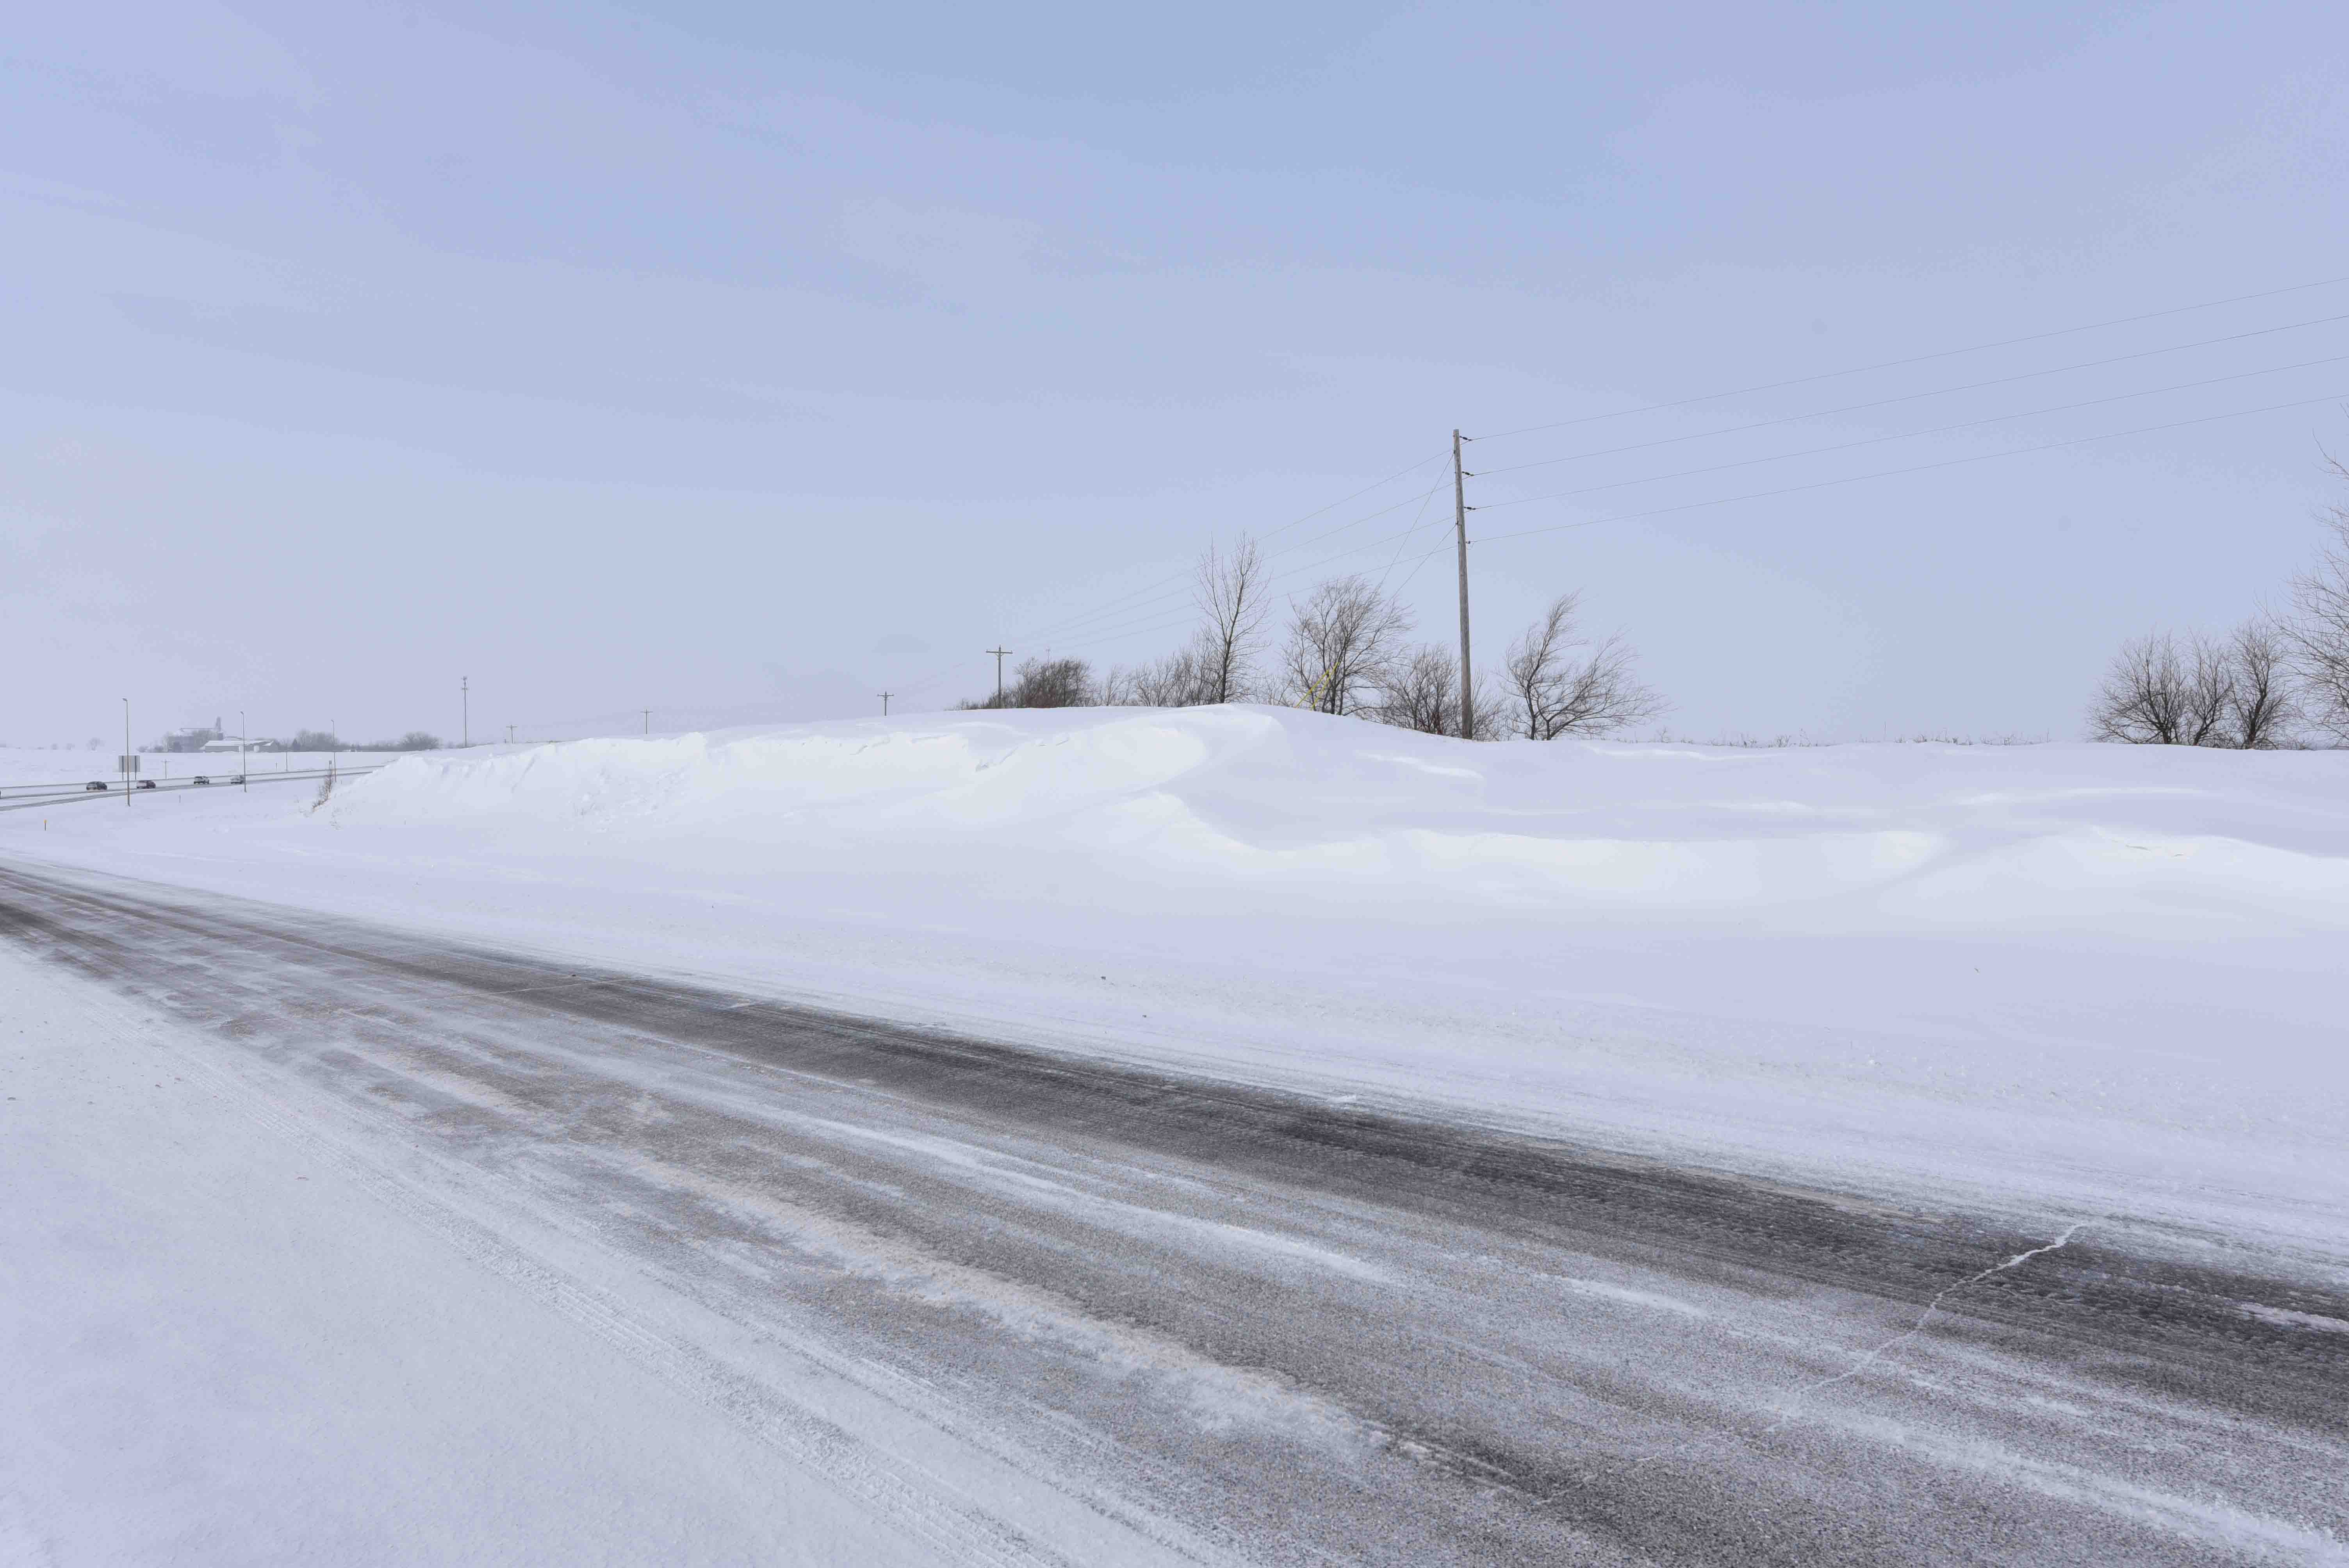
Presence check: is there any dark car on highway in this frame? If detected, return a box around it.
[84,780,107,792]
[135,779,157,790]
[192,775,211,786]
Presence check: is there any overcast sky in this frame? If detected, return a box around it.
[5,0,2347,747]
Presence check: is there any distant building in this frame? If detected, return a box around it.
[163,717,226,753]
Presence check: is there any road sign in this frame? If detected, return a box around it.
[117,755,139,774]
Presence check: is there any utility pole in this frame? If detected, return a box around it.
[1453,429,1474,740]
[879,691,892,717]
[239,709,248,792]
[642,709,651,735]
[506,724,516,745]
[462,677,469,748]
[987,647,1012,704]
[122,698,130,808]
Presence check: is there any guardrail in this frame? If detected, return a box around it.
[0,765,385,814]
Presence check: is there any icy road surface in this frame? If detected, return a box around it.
[4,859,2345,1566]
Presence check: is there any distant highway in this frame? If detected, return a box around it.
[0,765,384,813]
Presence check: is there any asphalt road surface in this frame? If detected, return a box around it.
[3,858,2344,1566]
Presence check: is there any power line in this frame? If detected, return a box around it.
[1472,350,2349,513]
[1006,469,1451,646]
[1012,494,1460,664]
[1027,502,1492,662]
[1371,478,1447,593]
[1470,385,2349,547]
[888,454,1449,702]
[1250,451,1451,545]
[1468,271,2349,443]
[1002,478,1452,652]
[1474,309,2349,479]
[1096,380,2349,636]
[887,276,2349,706]
[478,377,2344,716]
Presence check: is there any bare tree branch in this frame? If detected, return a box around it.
[2228,617,2302,748]
[2284,452,2349,741]
[2090,631,2207,744]
[1280,575,1414,716]
[1501,594,1667,739]
[1369,645,1503,738]
[1193,536,1271,705]
[962,657,1096,709]
[2088,624,2296,747]
[1107,647,1212,707]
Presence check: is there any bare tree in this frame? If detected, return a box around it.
[1012,656,1095,708]
[1371,645,1503,738]
[2228,617,2301,749]
[1108,647,1211,708]
[2089,632,2217,745]
[1193,536,1271,705]
[1501,594,1668,739]
[964,657,1097,709]
[1280,575,1414,716]
[2285,453,2349,741]
[2088,625,2294,747]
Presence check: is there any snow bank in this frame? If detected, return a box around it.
[326,706,2349,938]
[8,709,2347,1250]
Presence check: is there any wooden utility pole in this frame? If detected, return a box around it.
[462,676,469,747]
[1453,429,1474,739]
[879,691,893,716]
[987,647,1012,703]
[642,709,651,735]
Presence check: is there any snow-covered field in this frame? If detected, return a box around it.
[6,706,2344,1251]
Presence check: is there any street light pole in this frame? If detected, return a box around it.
[122,698,130,808]
[240,709,248,792]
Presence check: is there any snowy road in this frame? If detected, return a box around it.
[4,858,2345,1566]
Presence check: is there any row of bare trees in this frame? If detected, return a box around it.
[966,537,1666,739]
[2089,454,2349,747]
[2089,622,2297,748]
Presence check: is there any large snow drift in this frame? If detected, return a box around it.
[8,707,2346,1247]
[327,706,2347,927]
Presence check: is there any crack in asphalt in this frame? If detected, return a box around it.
[1761,1221,2091,1434]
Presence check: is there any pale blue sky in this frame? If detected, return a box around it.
[5,1,2346,744]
